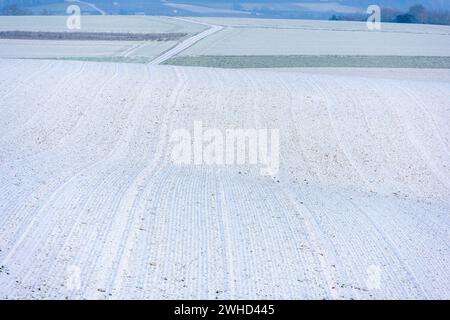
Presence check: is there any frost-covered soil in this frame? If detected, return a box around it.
[0,16,207,34]
[273,68,450,82]
[189,17,450,35]
[0,16,205,62]
[0,39,177,62]
[179,25,450,57]
[0,60,449,299]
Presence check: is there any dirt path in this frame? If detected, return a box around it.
[149,18,223,65]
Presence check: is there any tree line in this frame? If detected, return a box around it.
[330,4,450,26]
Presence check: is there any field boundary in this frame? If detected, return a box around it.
[163,55,450,69]
[0,31,187,41]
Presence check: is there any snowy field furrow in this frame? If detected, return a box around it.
[0,60,448,299]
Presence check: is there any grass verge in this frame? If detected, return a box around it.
[163,55,450,69]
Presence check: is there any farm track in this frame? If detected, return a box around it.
[0,60,449,299]
[149,18,223,65]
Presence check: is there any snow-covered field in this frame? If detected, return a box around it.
[0,16,205,61]
[0,16,206,34]
[0,39,177,61]
[180,27,450,56]
[0,59,449,299]
[2,16,449,65]
[180,19,450,56]
[188,17,450,34]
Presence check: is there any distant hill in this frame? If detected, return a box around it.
[341,0,450,11]
[177,1,450,11]
[1,1,450,23]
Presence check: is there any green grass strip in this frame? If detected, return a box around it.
[163,55,450,69]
